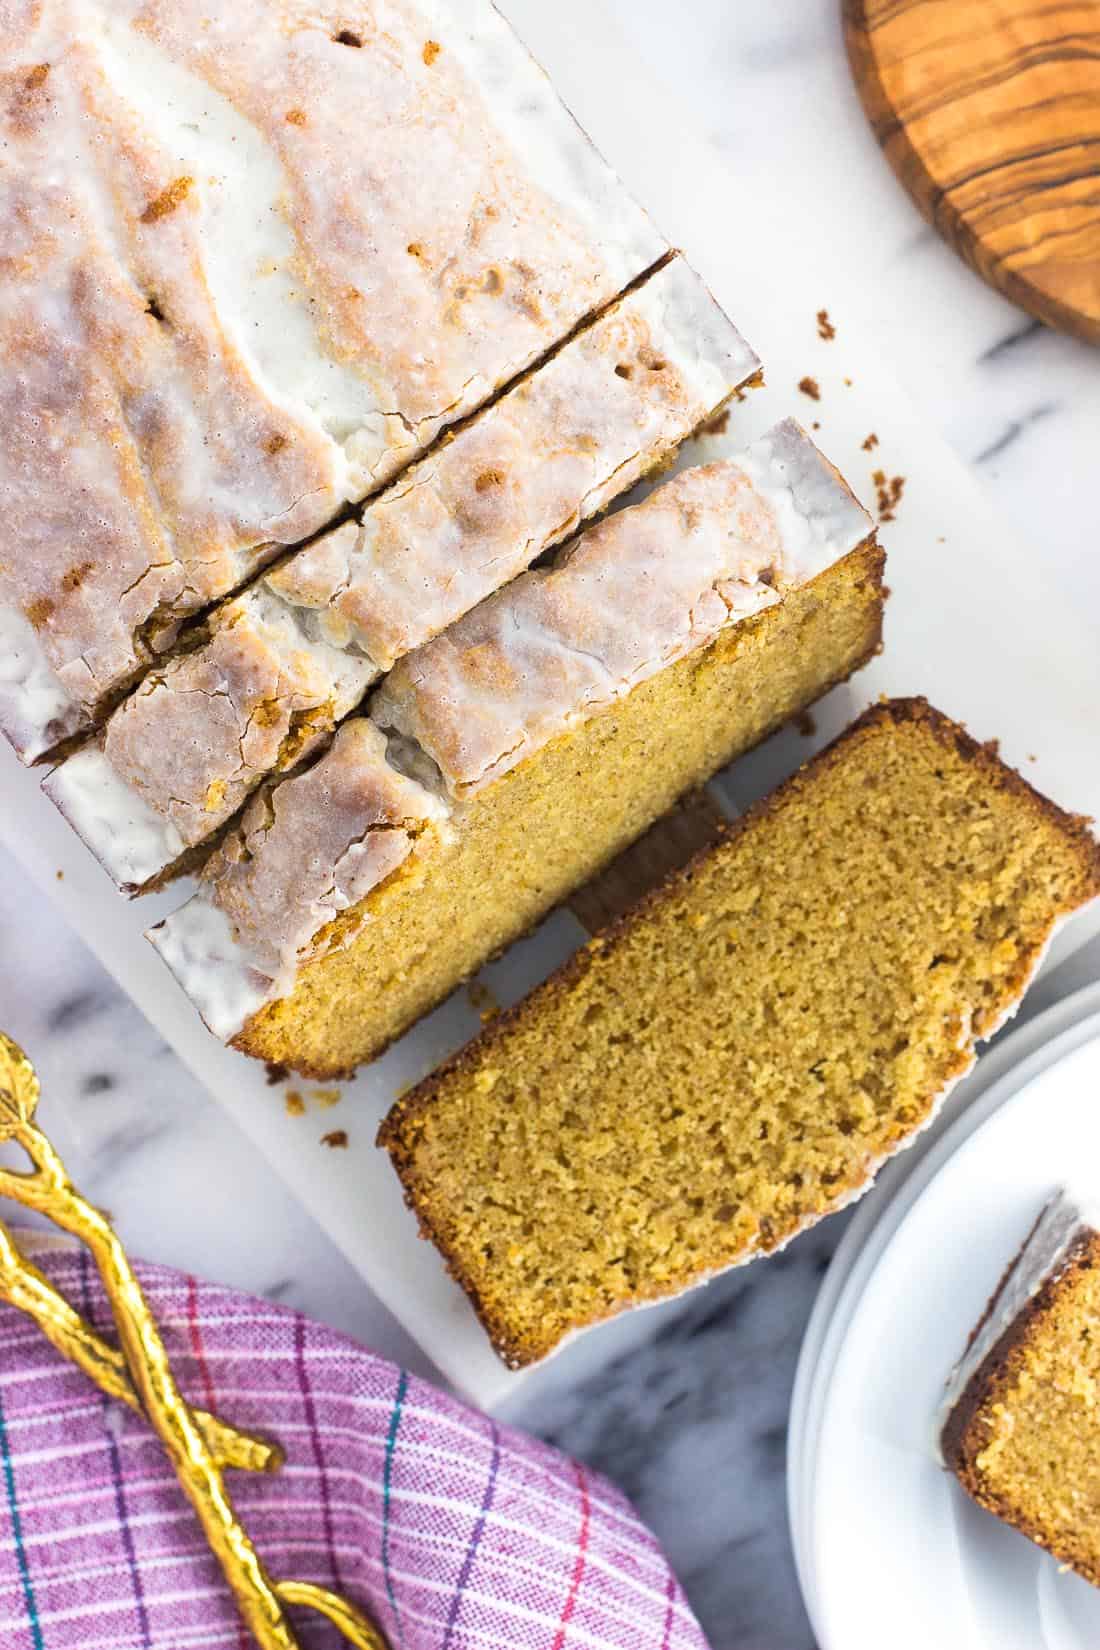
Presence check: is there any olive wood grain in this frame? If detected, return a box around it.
[844,0,1100,344]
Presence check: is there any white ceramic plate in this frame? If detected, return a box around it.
[3,0,1100,1407]
[789,980,1100,1592]
[791,982,1100,1650]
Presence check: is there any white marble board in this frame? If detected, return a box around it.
[1,0,1098,1410]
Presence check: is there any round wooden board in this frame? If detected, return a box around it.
[844,0,1100,345]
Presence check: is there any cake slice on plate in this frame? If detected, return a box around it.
[379,701,1100,1366]
[0,0,664,761]
[149,420,883,1070]
[941,1191,1100,1586]
[45,256,759,892]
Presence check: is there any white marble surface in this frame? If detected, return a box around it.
[0,4,1097,1647]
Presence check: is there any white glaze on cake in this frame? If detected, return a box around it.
[0,608,89,764]
[44,741,188,892]
[372,419,872,800]
[270,256,759,673]
[0,0,663,761]
[148,719,447,1036]
[45,257,756,890]
[938,1189,1100,1451]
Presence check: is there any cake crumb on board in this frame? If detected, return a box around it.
[731,368,764,403]
[862,432,879,452]
[816,308,836,341]
[798,375,821,401]
[793,710,817,738]
[311,1087,342,1109]
[285,1090,306,1117]
[872,469,906,522]
[321,1129,349,1149]
[467,980,501,1023]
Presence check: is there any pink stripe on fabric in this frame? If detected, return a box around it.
[552,1462,592,1650]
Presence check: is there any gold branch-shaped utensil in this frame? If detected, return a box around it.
[0,1034,387,1650]
[0,1219,281,1474]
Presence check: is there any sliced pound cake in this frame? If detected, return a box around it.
[379,701,1100,1367]
[941,1192,1100,1586]
[46,256,758,892]
[150,421,883,1071]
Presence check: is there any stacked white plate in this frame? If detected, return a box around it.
[790,981,1100,1649]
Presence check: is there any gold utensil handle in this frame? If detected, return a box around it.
[0,1220,281,1474]
[277,1581,389,1649]
[0,1034,387,1650]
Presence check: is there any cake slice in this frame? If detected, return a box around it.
[45,257,759,892]
[1,0,664,761]
[379,702,1100,1367]
[941,1192,1100,1585]
[149,421,883,1072]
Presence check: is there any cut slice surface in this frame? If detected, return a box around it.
[380,700,1100,1366]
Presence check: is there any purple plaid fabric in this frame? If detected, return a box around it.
[0,1234,708,1650]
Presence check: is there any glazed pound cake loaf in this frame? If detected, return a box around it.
[379,701,1100,1367]
[941,1192,1100,1586]
[150,420,884,1071]
[0,0,664,761]
[45,256,759,892]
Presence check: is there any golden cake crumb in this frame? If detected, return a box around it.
[284,1090,306,1117]
[321,1129,349,1149]
[798,376,821,401]
[816,308,836,341]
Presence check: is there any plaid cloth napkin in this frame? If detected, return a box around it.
[0,1234,708,1650]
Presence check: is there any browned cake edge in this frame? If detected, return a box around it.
[232,538,886,1076]
[940,1229,1100,1585]
[379,697,1100,1364]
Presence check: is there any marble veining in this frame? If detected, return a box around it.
[0,3,1097,1648]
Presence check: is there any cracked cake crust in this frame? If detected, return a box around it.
[372,419,871,800]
